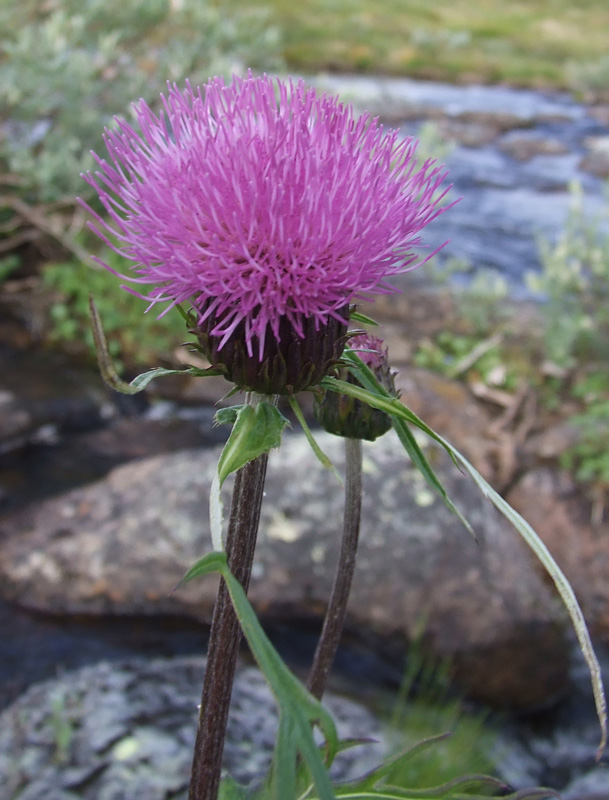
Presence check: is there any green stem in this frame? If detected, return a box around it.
[189,394,272,800]
[307,436,363,700]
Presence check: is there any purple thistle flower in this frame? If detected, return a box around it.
[81,72,451,389]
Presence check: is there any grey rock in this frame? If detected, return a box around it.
[0,429,570,709]
[498,132,570,162]
[0,656,385,799]
[0,390,32,447]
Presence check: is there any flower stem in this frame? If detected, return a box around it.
[307,436,363,700]
[189,395,271,800]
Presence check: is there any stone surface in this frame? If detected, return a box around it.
[0,389,32,446]
[0,430,570,709]
[507,468,609,645]
[0,656,385,799]
[498,133,569,162]
[580,135,609,178]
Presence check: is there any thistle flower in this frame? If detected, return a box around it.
[315,333,398,441]
[81,72,451,393]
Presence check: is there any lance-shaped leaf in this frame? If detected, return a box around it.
[177,551,338,800]
[288,395,342,484]
[208,402,288,550]
[321,367,608,757]
[217,403,288,487]
[89,296,224,394]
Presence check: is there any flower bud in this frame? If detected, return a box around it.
[314,333,398,441]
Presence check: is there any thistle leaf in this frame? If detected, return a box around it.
[176,551,338,800]
[322,361,608,756]
[288,395,343,484]
[89,295,224,393]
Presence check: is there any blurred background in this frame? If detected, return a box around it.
[1,1,609,797]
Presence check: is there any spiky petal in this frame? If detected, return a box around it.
[81,72,451,365]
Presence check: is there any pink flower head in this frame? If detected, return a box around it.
[349,332,390,370]
[81,72,451,359]
[315,332,398,440]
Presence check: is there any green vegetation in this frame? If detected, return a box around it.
[0,0,282,261]
[48,691,75,764]
[217,0,609,92]
[42,251,189,369]
[383,642,495,791]
[527,183,609,516]
[416,181,609,513]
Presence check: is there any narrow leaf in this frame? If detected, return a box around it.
[349,311,380,327]
[89,296,223,393]
[175,552,338,800]
[219,562,338,799]
[287,395,343,484]
[323,366,608,756]
[392,416,474,538]
[173,550,227,590]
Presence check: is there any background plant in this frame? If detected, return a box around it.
[527,181,609,512]
[0,0,281,261]
[42,250,188,369]
[384,636,495,790]
[217,0,609,90]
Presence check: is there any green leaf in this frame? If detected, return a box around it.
[215,406,242,426]
[323,352,471,535]
[218,775,250,800]
[287,395,342,484]
[391,416,474,538]
[89,295,224,393]
[349,311,380,327]
[322,361,608,757]
[209,401,289,549]
[217,402,289,488]
[177,552,338,800]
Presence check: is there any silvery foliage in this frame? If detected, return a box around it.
[0,0,282,206]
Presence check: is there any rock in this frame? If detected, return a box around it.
[523,421,581,461]
[581,135,609,178]
[506,468,609,644]
[398,367,496,479]
[589,105,609,127]
[0,389,32,446]
[0,408,228,516]
[564,774,609,800]
[436,118,502,148]
[0,430,570,709]
[0,656,385,798]
[498,133,569,161]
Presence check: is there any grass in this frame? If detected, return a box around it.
[216,0,609,90]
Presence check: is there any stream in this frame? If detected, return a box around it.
[1,75,609,795]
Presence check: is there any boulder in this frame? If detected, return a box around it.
[0,430,570,709]
[507,468,609,645]
[0,389,32,445]
[0,656,385,799]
